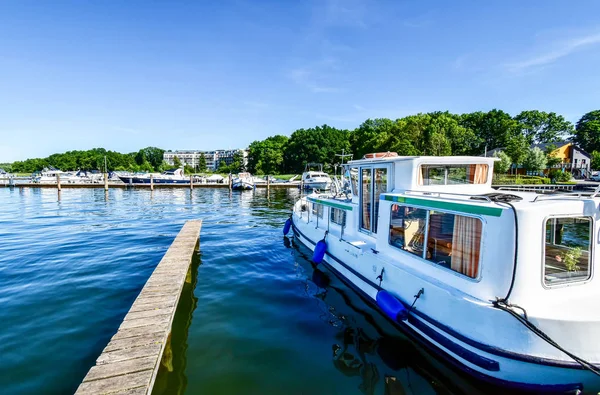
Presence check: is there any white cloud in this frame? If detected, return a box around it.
[506,32,600,73]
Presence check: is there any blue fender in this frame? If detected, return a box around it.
[312,239,327,264]
[283,218,292,235]
[376,290,408,322]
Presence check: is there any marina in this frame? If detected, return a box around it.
[0,186,517,395]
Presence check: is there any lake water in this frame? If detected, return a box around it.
[0,187,509,395]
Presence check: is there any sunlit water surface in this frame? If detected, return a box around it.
[1,187,514,394]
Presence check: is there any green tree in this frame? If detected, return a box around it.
[574,110,600,153]
[173,156,182,168]
[493,151,511,174]
[459,109,520,153]
[284,125,350,173]
[590,151,600,170]
[197,154,207,172]
[523,147,547,173]
[135,147,165,170]
[248,135,288,174]
[505,134,529,173]
[514,110,574,144]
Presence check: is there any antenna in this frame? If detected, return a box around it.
[334,149,353,167]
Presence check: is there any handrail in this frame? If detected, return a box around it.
[401,189,493,203]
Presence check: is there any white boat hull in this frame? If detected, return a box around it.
[303,181,331,190]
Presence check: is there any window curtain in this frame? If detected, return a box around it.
[467,164,488,184]
[417,167,425,185]
[451,216,482,278]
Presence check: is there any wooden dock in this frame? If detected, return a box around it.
[75,220,202,395]
[6,182,298,189]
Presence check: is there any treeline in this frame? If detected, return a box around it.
[248,109,600,174]
[9,147,165,173]
[6,109,600,175]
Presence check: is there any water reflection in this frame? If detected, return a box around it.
[152,245,201,395]
[288,237,505,395]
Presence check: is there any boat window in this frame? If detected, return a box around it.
[349,167,358,196]
[427,211,481,278]
[361,169,372,231]
[312,203,324,218]
[544,217,592,286]
[330,208,346,226]
[419,164,488,185]
[373,168,387,233]
[389,205,428,258]
[389,205,482,279]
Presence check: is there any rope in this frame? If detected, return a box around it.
[493,299,600,377]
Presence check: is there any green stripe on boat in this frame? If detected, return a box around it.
[307,197,353,211]
[382,195,503,217]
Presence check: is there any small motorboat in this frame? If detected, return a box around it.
[232,172,255,190]
[302,163,332,190]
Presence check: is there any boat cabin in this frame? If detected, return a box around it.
[297,154,599,304]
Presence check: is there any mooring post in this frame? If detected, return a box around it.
[104,173,109,191]
[8,176,14,189]
[150,174,154,191]
[267,175,270,191]
[190,175,194,190]
[57,173,62,191]
[229,174,232,191]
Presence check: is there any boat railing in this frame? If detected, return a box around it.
[401,190,493,203]
[530,184,600,202]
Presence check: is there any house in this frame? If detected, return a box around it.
[484,141,591,178]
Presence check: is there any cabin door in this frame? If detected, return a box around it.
[360,166,389,234]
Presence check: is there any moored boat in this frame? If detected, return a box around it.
[302,163,332,190]
[287,152,600,392]
[117,167,190,184]
[232,172,255,190]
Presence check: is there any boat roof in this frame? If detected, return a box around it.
[347,155,498,166]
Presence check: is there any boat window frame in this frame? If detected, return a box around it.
[359,164,392,236]
[541,214,594,289]
[312,202,324,219]
[330,207,346,227]
[387,202,485,282]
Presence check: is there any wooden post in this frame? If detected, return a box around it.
[229,174,232,190]
[57,173,62,191]
[8,176,14,188]
[150,174,154,191]
[190,175,194,190]
[104,173,109,191]
[267,175,270,191]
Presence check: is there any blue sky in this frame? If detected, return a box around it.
[1,0,599,162]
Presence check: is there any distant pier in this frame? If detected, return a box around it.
[74,219,202,395]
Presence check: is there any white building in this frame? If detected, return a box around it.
[163,149,248,171]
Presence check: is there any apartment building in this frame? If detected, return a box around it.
[163,149,248,171]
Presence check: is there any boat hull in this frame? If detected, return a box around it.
[118,176,190,185]
[290,216,597,392]
[303,181,331,190]
[232,181,254,190]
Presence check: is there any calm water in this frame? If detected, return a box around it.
[0,187,508,395]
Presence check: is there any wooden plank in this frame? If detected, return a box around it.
[77,371,151,394]
[84,357,156,381]
[75,219,202,395]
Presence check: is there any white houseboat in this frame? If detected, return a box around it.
[286,153,600,392]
